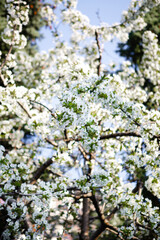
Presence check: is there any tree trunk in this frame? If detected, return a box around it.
[81,198,90,240]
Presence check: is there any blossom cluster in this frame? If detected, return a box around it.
[2,0,29,48]
[0,0,160,239]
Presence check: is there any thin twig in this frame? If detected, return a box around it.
[78,145,90,161]
[0,45,13,72]
[30,100,56,118]
[119,107,160,140]
[120,107,141,127]
[17,101,32,118]
[95,30,102,76]
[45,138,58,147]
[1,192,43,197]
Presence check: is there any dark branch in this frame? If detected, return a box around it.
[142,186,160,209]
[106,206,120,221]
[45,138,58,147]
[30,158,53,184]
[100,132,141,140]
[80,198,90,240]
[133,182,160,209]
[90,195,125,240]
[49,131,142,144]
[0,44,13,72]
[95,30,102,76]
[17,101,32,118]
[30,100,56,119]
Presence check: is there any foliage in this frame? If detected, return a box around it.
[0,0,46,57]
[0,0,160,240]
[117,5,160,69]
[117,4,160,110]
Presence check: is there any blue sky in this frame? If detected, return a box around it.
[77,0,131,25]
[38,0,131,65]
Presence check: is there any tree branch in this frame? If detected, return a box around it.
[0,45,13,72]
[95,30,102,76]
[80,198,90,240]
[30,100,56,119]
[100,132,141,139]
[106,206,120,221]
[45,138,58,147]
[17,101,32,118]
[78,145,90,161]
[49,131,142,144]
[142,186,160,208]
[90,194,124,240]
[30,158,53,184]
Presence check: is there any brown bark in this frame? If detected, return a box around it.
[30,158,53,184]
[81,197,90,240]
[90,195,125,240]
